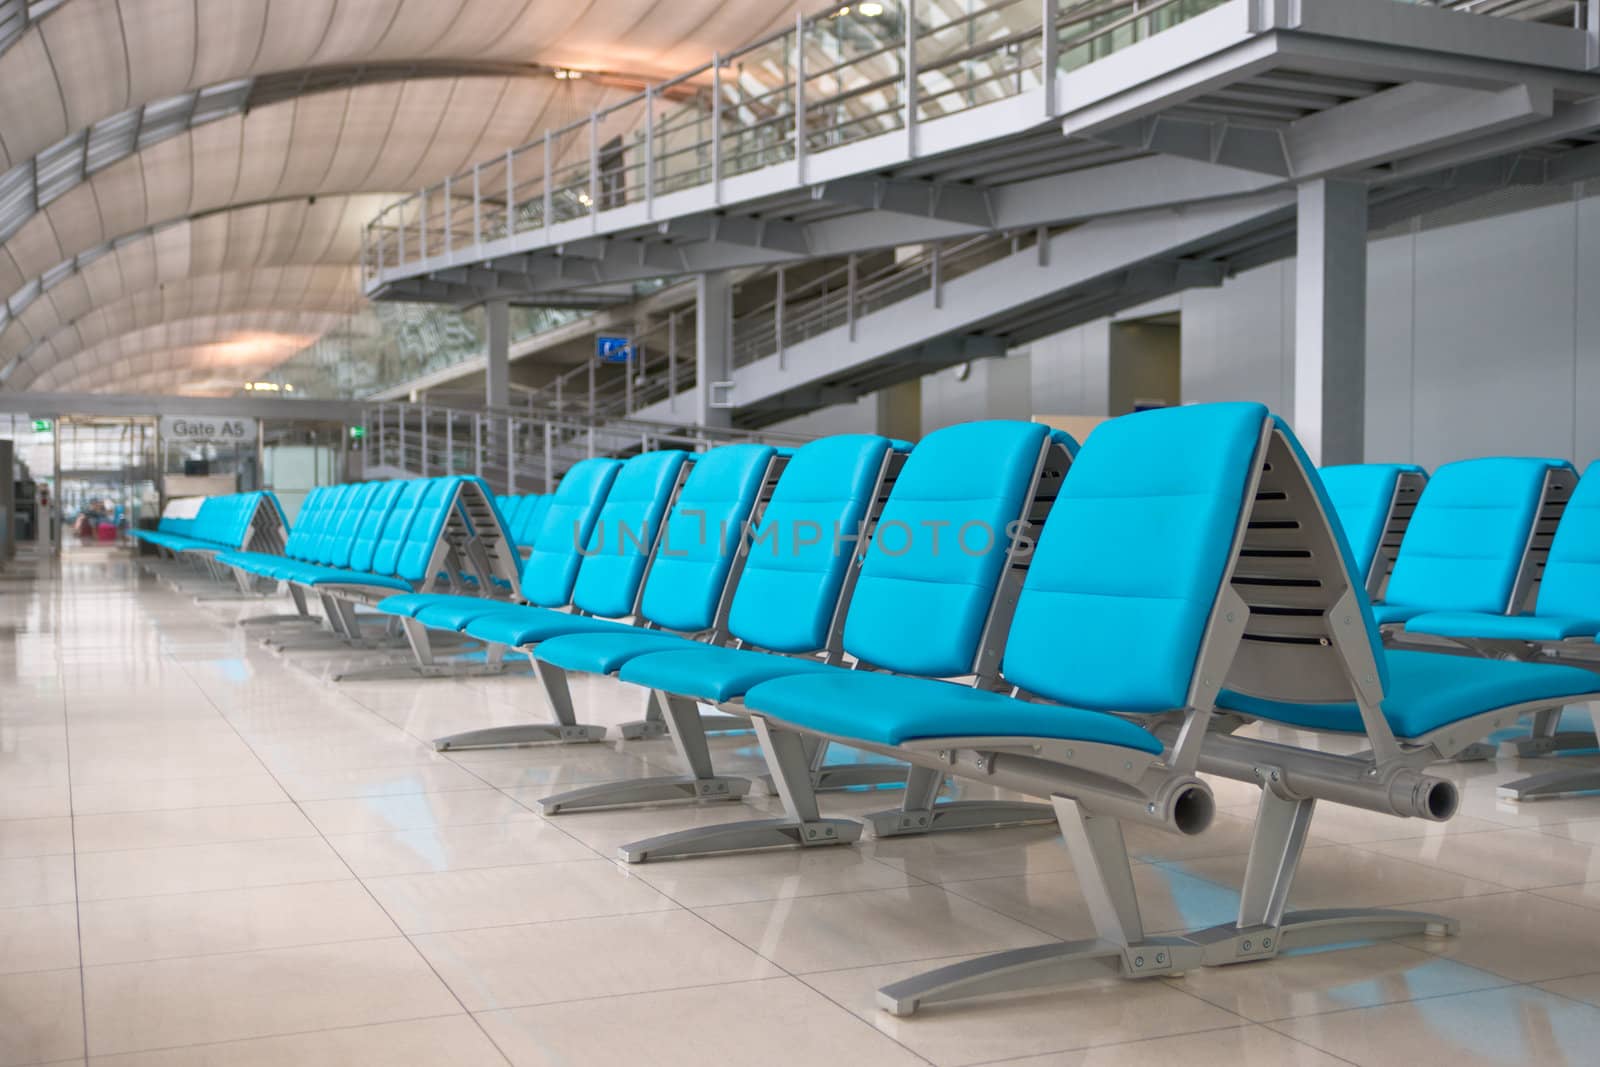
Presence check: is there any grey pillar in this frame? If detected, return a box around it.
[485,299,510,411]
[1293,179,1367,466]
[695,272,733,429]
[876,380,921,442]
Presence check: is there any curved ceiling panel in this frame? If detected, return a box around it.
[26,309,351,394]
[0,194,389,364]
[0,0,810,171]
[0,76,632,303]
[7,265,358,391]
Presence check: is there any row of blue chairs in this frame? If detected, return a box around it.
[217,476,519,642]
[295,402,1600,1016]
[131,491,286,557]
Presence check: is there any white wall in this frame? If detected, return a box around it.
[1179,190,1598,467]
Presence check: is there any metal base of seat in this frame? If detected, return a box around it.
[617,707,748,741]
[812,763,908,792]
[877,937,1195,1017]
[331,660,514,683]
[1505,731,1598,758]
[618,816,861,863]
[238,612,321,627]
[538,774,753,814]
[1497,767,1600,801]
[434,722,608,750]
[617,715,864,863]
[865,799,1056,838]
[1187,908,1456,966]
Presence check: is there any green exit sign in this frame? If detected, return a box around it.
[30,419,50,433]
[348,425,365,440]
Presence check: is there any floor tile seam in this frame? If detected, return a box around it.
[56,657,91,1067]
[79,1010,473,1063]
[70,830,327,856]
[1178,962,1524,1027]
[958,1019,1289,1067]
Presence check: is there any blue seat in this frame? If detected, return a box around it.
[456,450,690,647]
[1372,457,1571,625]
[376,458,624,630]
[534,437,875,678]
[745,403,1263,752]
[1219,649,1599,738]
[1321,463,1425,594]
[220,486,339,575]
[1407,459,1600,644]
[620,420,1068,709]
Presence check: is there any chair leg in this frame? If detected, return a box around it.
[876,797,1198,1016]
[1185,789,1455,966]
[617,717,860,863]
[433,655,607,750]
[1504,703,1600,758]
[538,692,753,814]
[865,764,1056,837]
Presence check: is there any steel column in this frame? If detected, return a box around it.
[1293,179,1368,466]
[1042,0,1059,116]
[506,148,516,236]
[794,13,807,183]
[645,86,656,213]
[904,0,918,156]
[589,111,600,228]
[712,53,723,201]
[543,132,553,236]
[695,272,734,428]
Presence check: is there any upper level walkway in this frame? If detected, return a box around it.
[361,0,1600,306]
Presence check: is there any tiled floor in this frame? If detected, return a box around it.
[6,551,1600,1065]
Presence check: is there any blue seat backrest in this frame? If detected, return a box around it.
[571,451,690,618]
[1537,460,1600,618]
[1005,403,1267,712]
[512,496,545,544]
[191,497,222,542]
[398,478,465,581]
[638,444,777,633]
[313,486,362,565]
[307,485,357,562]
[347,481,406,572]
[1385,457,1570,614]
[1321,464,1419,583]
[843,420,1054,677]
[282,487,327,558]
[220,494,254,548]
[371,481,430,576]
[726,435,894,653]
[324,484,380,567]
[520,459,623,607]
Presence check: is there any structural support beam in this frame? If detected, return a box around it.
[485,298,510,411]
[696,272,733,428]
[1293,179,1367,466]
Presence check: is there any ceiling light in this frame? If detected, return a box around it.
[553,69,583,80]
[859,2,884,15]
[577,192,593,206]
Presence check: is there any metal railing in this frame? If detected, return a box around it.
[359,401,812,492]
[362,0,1236,282]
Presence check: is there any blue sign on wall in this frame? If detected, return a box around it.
[596,336,633,363]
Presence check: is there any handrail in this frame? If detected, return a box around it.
[362,0,1243,283]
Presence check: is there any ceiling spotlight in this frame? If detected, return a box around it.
[553,68,583,80]
[859,2,884,15]
[577,192,593,206]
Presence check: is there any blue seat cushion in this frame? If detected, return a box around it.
[618,646,837,703]
[1405,612,1600,642]
[463,607,639,647]
[376,593,445,618]
[412,598,525,633]
[217,550,281,574]
[1373,604,1427,626]
[535,631,700,675]
[745,670,1166,753]
[284,566,414,592]
[1219,650,1600,739]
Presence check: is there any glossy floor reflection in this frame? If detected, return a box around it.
[5,552,1600,1064]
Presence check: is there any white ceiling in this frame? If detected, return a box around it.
[0,0,812,393]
